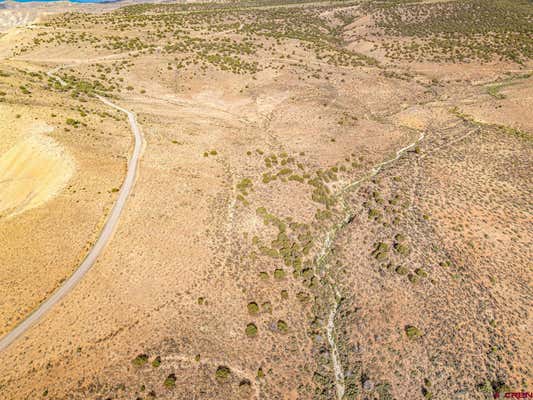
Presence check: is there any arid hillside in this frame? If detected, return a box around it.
[0,0,531,399]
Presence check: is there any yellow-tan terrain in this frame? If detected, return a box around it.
[0,0,531,399]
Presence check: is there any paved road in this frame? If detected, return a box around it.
[0,72,143,352]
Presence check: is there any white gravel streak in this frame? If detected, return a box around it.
[321,131,426,400]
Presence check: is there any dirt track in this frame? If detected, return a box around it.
[0,67,143,352]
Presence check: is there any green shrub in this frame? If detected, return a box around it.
[395,233,406,242]
[237,178,253,195]
[289,174,304,183]
[274,268,286,279]
[296,292,310,302]
[422,387,433,399]
[247,302,259,315]
[396,265,408,275]
[277,320,288,333]
[245,323,258,337]
[164,374,176,388]
[415,268,428,278]
[216,366,231,380]
[405,325,423,339]
[66,118,80,127]
[394,242,410,255]
[372,242,389,260]
[132,354,149,367]
[152,356,161,368]
[368,208,381,220]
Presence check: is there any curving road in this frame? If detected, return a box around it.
[0,69,143,352]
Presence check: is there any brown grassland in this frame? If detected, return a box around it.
[0,0,531,399]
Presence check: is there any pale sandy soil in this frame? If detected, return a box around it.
[0,0,132,32]
[0,129,75,218]
[0,1,82,32]
[0,59,131,336]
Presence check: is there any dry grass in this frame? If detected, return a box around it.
[0,0,530,398]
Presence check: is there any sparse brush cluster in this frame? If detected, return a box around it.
[16,0,378,83]
[366,0,532,64]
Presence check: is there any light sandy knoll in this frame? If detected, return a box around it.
[0,130,75,219]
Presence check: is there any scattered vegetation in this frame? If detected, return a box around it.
[163,373,176,389]
[215,366,231,381]
[405,325,423,339]
[245,323,258,337]
[277,320,288,333]
[366,0,533,64]
[132,354,149,367]
[247,302,259,315]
